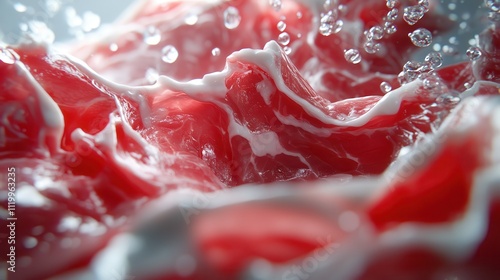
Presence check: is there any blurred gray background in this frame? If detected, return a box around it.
[0,0,135,43]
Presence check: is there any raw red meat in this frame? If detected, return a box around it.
[0,0,499,280]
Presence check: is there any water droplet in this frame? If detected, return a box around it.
[437,94,461,105]
[269,0,282,11]
[464,82,472,89]
[278,32,290,45]
[485,0,500,12]
[364,40,381,54]
[319,11,343,36]
[380,81,392,93]
[423,75,441,89]
[223,6,241,29]
[386,8,399,22]
[283,46,292,54]
[425,52,442,69]
[369,26,384,40]
[409,28,432,47]
[161,45,179,63]
[81,11,101,32]
[45,0,61,17]
[344,49,361,64]
[418,0,430,12]
[385,24,397,34]
[403,5,425,25]
[386,0,397,9]
[184,13,198,25]
[13,2,27,13]
[24,237,38,249]
[466,47,482,61]
[211,47,221,56]
[26,21,56,44]
[109,43,118,52]
[277,21,286,32]
[0,48,18,64]
[145,68,159,84]
[143,26,161,45]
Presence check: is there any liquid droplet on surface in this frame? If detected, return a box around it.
[277,21,286,32]
[425,52,443,69]
[211,47,221,56]
[409,28,432,47]
[161,45,179,63]
[344,49,361,64]
[319,11,338,36]
[380,81,392,93]
[466,47,482,61]
[223,6,241,30]
[145,68,159,84]
[143,26,161,46]
[278,32,290,46]
[403,5,425,25]
[0,48,18,65]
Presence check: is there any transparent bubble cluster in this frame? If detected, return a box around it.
[398,51,443,86]
[403,4,426,25]
[466,46,482,61]
[409,28,432,47]
[319,10,343,36]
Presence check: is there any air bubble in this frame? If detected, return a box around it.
[466,47,482,61]
[0,48,18,65]
[296,11,303,19]
[278,32,290,45]
[380,81,392,93]
[283,46,292,55]
[277,21,286,32]
[409,28,432,47]
[161,45,179,63]
[223,6,241,30]
[211,47,221,56]
[344,49,361,64]
[143,26,161,46]
[269,0,282,11]
[403,5,425,25]
[425,52,443,69]
[184,13,198,25]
